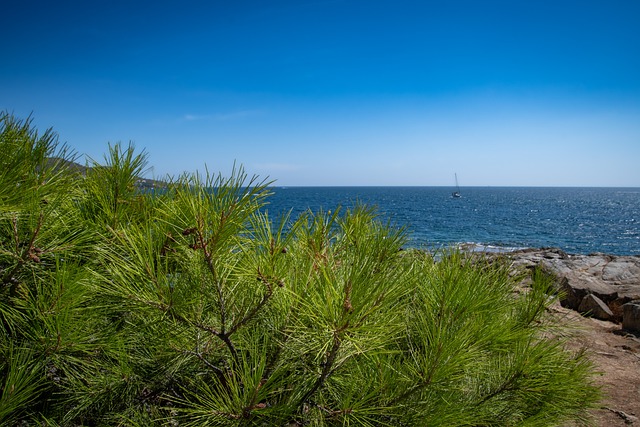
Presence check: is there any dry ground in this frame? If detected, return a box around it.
[552,302,640,426]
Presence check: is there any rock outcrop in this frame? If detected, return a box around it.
[490,249,640,425]
[497,248,640,332]
[623,301,640,333]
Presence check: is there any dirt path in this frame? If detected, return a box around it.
[553,302,640,426]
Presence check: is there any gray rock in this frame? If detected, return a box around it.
[496,249,640,323]
[578,293,614,321]
[622,301,640,333]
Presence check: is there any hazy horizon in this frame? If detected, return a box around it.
[2,1,639,187]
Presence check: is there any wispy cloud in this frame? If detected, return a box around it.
[182,110,263,122]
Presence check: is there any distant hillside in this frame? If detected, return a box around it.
[47,157,167,190]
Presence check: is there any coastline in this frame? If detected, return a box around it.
[485,247,640,426]
[486,247,640,324]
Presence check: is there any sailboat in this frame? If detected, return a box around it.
[452,173,461,198]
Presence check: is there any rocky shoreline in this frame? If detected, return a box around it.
[491,248,640,426]
[495,248,640,332]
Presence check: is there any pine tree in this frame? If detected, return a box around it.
[0,112,599,425]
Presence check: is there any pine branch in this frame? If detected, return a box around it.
[297,330,343,409]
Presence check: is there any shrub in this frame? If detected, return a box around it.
[0,112,599,426]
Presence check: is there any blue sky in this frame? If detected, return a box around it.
[2,0,639,186]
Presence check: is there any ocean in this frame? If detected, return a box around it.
[262,187,640,256]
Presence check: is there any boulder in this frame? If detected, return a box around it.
[578,293,614,321]
[498,249,640,323]
[622,301,640,333]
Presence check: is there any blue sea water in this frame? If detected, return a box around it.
[262,187,640,255]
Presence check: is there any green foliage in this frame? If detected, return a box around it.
[0,112,600,425]
[81,142,151,229]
